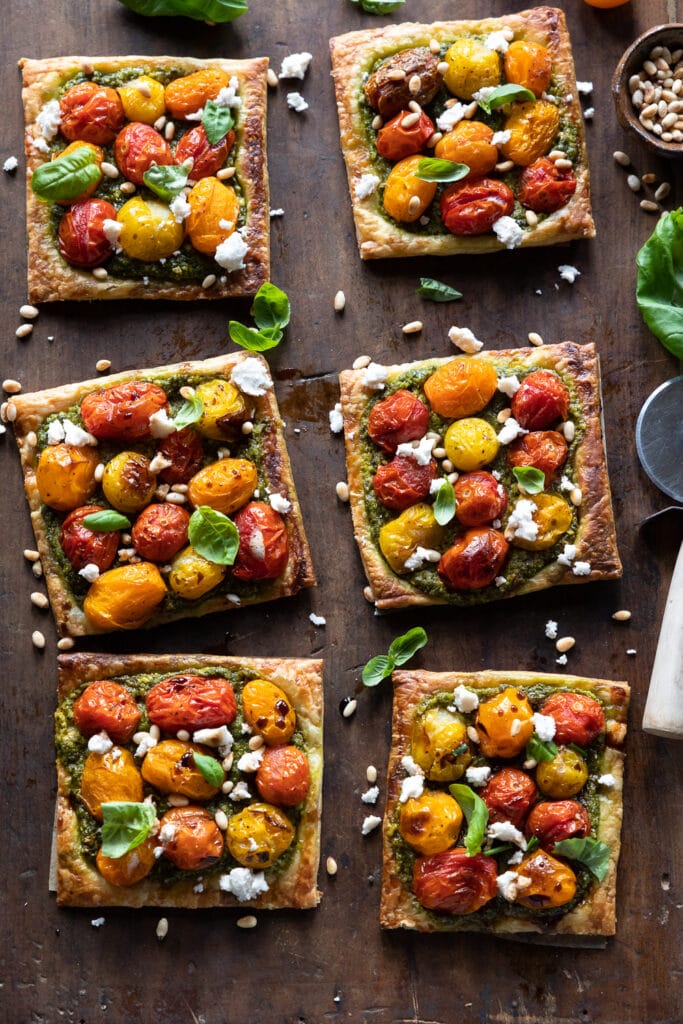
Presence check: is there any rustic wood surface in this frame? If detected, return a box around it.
[1,1,682,1022]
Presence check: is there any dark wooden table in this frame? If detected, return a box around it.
[2,2,681,1021]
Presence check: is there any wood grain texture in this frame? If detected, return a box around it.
[0,1,681,1022]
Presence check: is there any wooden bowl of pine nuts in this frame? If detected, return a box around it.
[613,24,683,157]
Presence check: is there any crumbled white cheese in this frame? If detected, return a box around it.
[395,434,436,466]
[491,129,511,145]
[363,362,389,390]
[87,731,113,754]
[496,870,532,902]
[557,543,577,566]
[231,357,272,396]
[31,137,50,154]
[149,408,176,439]
[269,492,291,514]
[286,91,309,113]
[90,917,106,928]
[497,374,521,397]
[448,325,483,353]
[149,452,173,474]
[46,420,66,445]
[159,822,178,844]
[559,475,574,493]
[532,712,556,742]
[556,654,568,666]
[626,648,637,656]
[361,815,382,835]
[558,264,581,284]
[493,215,524,250]
[583,107,594,119]
[484,30,510,53]
[404,546,441,571]
[576,81,593,94]
[436,103,468,133]
[193,882,204,894]
[507,498,538,542]
[169,194,191,224]
[472,86,497,105]
[79,563,101,584]
[494,576,507,588]
[487,820,527,849]
[309,612,326,626]
[134,733,157,759]
[229,781,252,802]
[279,52,313,80]
[236,747,265,773]
[399,774,425,803]
[572,561,591,576]
[241,722,253,735]
[269,207,284,217]
[542,91,559,105]
[452,684,479,713]
[193,725,233,756]
[508,849,524,865]
[219,868,269,901]
[355,173,381,200]
[186,107,204,121]
[329,402,344,434]
[497,417,527,444]
[361,786,380,805]
[3,156,18,172]
[215,228,249,272]
[598,773,616,787]
[248,528,266,562]
[465,766,491,787]
[400,754,424,777]
[545,619,559,640]
[219,219,234,232]
[36,99,61,140]
[214,76,242,109]
[63,420,98,446]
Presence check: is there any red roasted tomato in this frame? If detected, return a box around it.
[114,122,173,185]
[131,503,190,562]
[146,674,238,732]
[156,426,205,484]
[232,501,289,581]
[413,847,498,914]
[526,799,591,850]
[367,390,430,454]
[60,504,119,572]
[540,691,605,746]
[255,745,311,807]
[58,198,117,268]
[59,81,125,145]
[440,178,514,236]
[481,767,537,826]
[507,430,568,484]
[174,125,234,180]
[159,806,224,871]
[511,370,570,431]
[454,471,507,527]
[372,456,436,511]
[376,109,435,161]
[519,157,577,213]
[73,679,141,743]
[438,528,509,590]
[81,381,169,443]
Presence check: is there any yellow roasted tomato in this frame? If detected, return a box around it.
[54,141,104,203]
[514,850,577,908]
[444,418,499,471]
[434,121,498,179]
[102,451,156,515]
[443,38,501,100]
[399,791,464,855]
[96,837,156,887]
[411,706,471,782]
[168,545,227,600]
[141,740,222,800]
[383,155,437,223]
[187,458,257,515]
[117,76,166,125]
[242,678,296,745]
[83,562,167,630]
[186,177,240,255]
[510,493,573,551]
[500,100,560,166]
[226,802,295,868]
[35,443,99,512]
[504,40,552,98]
[117,196,185,261]
[378,503,445,575]
[194,378,253,442]
[476,686,534,758]
[536,746,589,798]
[80,746,143,820]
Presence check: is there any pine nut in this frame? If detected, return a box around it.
[495,160,514,173]
[640,103,658,119]
[95,359,111,372]
[3,379,21,394]
[443,461,455,474]
[528,331,544,347]
[612,609,632,621]
[5,402,17,421]
[401,112,420,128]
[627,174,641,192]
[92,267,108,281]
[644,60,657,76]
[101,161,118,178]
[641,172,657,184]
[371,114,382,130]
[632,89,644,107]
[168,793,189,807]
[525,209,538,227]
[366,765,378,783]
[120,181,136,194]
[640,199,661,213]
[570,487,583,506]
[19,304,39,319]
[326,856,338,876]
[562,421,575,442]
[267,67,278,88]
[387,69,406,81]
[26,431,37,447]
[402,320,423,334]
[156,918,169,941]
[241,420,253,435]
[353,355,371,370]
[215,810,229,831]
[30,592,48,609]
[236,915,257,929]
[629,75,642,93]
[94,463,105,482]
[24,549,40,562]
[408,74,422,94]
[164,121,175,140]
[335,481,349,502]
[662,132,674,142]
[342,699,357,719]
[222,780,233,794]
[334,289,346,312]
[467,726,480,745]
[32,561,43,577]
[32,630,46,650]
[613,151,631,166]
[497,408,512,423]
[57,637,75,651]
[16,324,33,338]
[554,158,573,171]
[154,115,166,131]
[556,636,575,653]
[408,195,422,216]
[429,39,441,54]
[655,182,671,200]
[249,734,264,750]
[216,167,235,180]
[437,61,449,75]
[201,274,217,289]
[165,492,186,504]
[426,132,442,148]
[408,101,421,113]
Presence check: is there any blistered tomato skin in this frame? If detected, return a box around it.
[58,198,117,268]
[226,802,295,868]
[424,359,498,419]
[73,680,141,743]
[175,125,234,180]
[96,838,156,887]
[255,746,311,807]
[160,806,224,871]
[364,48,443,118]
[168,546,227,600]
[526,800,591,850]
[540,692,605,746]
[59,82,125,145]
[81,382,169,443]
[376,110,435,162]
[367,390,430,453]
[455,471,507,527]
[242,679,296,745]
[102,451,157,515]
[83,562,167,631]
[187,458,257,515]
[504,40,552,97]
[117,197,186,262]
[383,155,437,223]
[232,502,289,582]
[146,674,237,732]
[511,494,573,552]
[441,178,514,236]
[438,528,509,591]
[141,740,222,800]
[444,418,499,472]
[372,455,436,511]
[413,847,498,914]
[507,430,568,484]
[501,100,560,166]
[379,503,445,575]
[59,505,119,572]
[443,38,501,100]
[481,767,537,826]
[519,158,577,213]
[54,142,104,203]
[434,120,498,178]
[157,427,204,484]
[536,746,589,798]
[194,379,253,442]
[117,76,166,125]
[514,850,577,909]
[511,370,570,430]
[399,791,464,855]
[411,706,471,782]
[131,502,190,562]
[80,747,143,821]
[114,122,172,186]
[475,686,534,758]
[165,69,231,120]
[186,177,240,255]
[36,444,99,512]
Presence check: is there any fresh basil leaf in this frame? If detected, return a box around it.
[449,783,489,856]
[636,208,683,360]
[188,506,239,565]
[433,479,456,526]
[416,278,463,303]
[512,466,545,494]
[477,84,536,115]
[452,743,468,758]
[484,843,514,857]
[31,148,101,202]
[568,742,588,759]
[526,733,558,763]
[361,654,393,687]
[142,163,189,202]
[193,751,224,787]
[349,0,405,13]
[101,801,156,859]
[388,626,428,666]
[526,836,540,853]
[251,282,291,332]
[82,510,131,532]
[554,837,611,882]
[173,393,204,430]
[229,321,283,352]
[202,100,234,145]
[116,0,248,22]
[415,158,470,183]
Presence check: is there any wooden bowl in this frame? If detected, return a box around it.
[613,23,683,159]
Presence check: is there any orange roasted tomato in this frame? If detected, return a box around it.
[80,746,143,820]
[59,505,119,572]
[475,686,534,758]
[454,471,507,527]
[146,674,237,732]
[511,370,570,430]
[440,178,514,236]
[255,745,311,807]
[226,802,295,868]
[383,154,437,223]
[81,382,169,443]
[504,40,552,98]
[423,358,498,419]
[157,426,204,484]
[519,157,577,214]
[412,848,498,914]
[438,528,509,591]
[242,679,296,745]
[500,100,560,166]
[507,430,568,485]
[372,455,437,511]
[96,837,156,887]
[141,740,222,800]
[83,562,167,631]
[513,850,577,909]
[102,451,156,515]
[36,443,99,512]
[232,502,289,582]
[131,502,190,562]
[187,458,257,515]
[165,69,230,120]
[481,767,537,826]
[159,806,224,871]
[73,679,141,743]
[186,176,240,255]
[526,800,591,851]
[399,791,464,855]
[434,120,498,179]
[540,691,605,746]
[114,122,172,186]
[376,109,435,161]
[367,389,430,454]
[59,81,125,145]
[54,141,104,203]
[58,198,117,268]
[174,124,235,180]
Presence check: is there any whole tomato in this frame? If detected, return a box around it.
[504,40,552,98]
[146,674,238,732]
[511,370,570,430]
[367,389,429,454]
[195,379,253,442]
[399,791,463,855]
[165,69,230,120]
[36,443,99,512]
[232,501,289,581]
[500,100,560,166]
[376,110,435,162]
[540,692,605,746]
[481,767,537,826]
[157,427,204,484]
[476,687,534,759]
[96,837,156,887]
[379,503,444,575]
[59,81,125,145]
[73,679,141,743]
[83,562,167,631]
[454,471,507,527]
[131,502,190,562]
[519,157,577,213]
[424,358,498,419]
[141,740,221,800]
[241,678,296,745]
[174,125,234,180]
[536,747,589,799]
[186,177,240,255]
[438,528,509,590]
[81,381,169,443]
[526,800,591,850]
[441,178,514,236]
[255,745,311,807]
[434,120,498,179]
[514,850,577,908]
[114,122,172,185]
[372,455,436,511]
[186,458,257,515]
[364,48,443,118]
[226,802,295,868]
[168,546,226,600]
[60,505,119,572]
[507,430,568,484]
[58,198,117,268]
[102,451,156,515]
[412,847,498,914]
[383,154,437,222]
[80,747,142,820]
[159,806,224,871]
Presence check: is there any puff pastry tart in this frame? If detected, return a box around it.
[381,669,629,938]
[330,7,594,259]
[55,653,323,909]
[339,342,621,611]
[11,352,314,636]
[19,55,269,301]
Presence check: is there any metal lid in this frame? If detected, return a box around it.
[635,376,683,503]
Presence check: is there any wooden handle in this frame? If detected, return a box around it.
[643,538,683,738]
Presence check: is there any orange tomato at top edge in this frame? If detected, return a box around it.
[583,0,630,7]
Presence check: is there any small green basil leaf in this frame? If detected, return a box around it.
[553,837,611,882]
[484,843,514,857]
[229,321,283,352]
[636,208,683,360]
[526,836,540,853]
[31,148,101,202]
[477,83,536,115]
[202,100,235,145]
[452,743,468,758]
[416,278,463,303]
[512,466,545,494]
[349,0,405,13]
[449,783,489,856]
[193,751,224,787]
[361,654,393,687]
[388,626,428,666]
[251,282,291,332]
[433,479,456,526]
[82,510,131,532]
[526,733,558,763]
[188,506,239,565]
[173,393,204,430]
[415,158,469,183]
[142,163,189,202]
[116,0,248,22]
[101,801,156,859]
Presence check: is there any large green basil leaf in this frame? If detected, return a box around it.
[202,101,235,145]
[636,208,683,360]
[415,158,469,183]
[117,0,248,22]
[101,802,156,858]
[82,510,131,532]
[449,783,489,856]
[188,506,239,565]
[554,837,611,882]
[476,84,535,114]
[251,282,291,332]
[143,163,189,202]
[31,148,101,202]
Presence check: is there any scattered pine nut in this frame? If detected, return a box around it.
[342,698,357,719]
[353,355,371,370]
[267,67,278,88]
[249,734,264,750]
[401,111,420,128]
[525,209,538,227]
[641,172,657,184]
[407,195,422,216]
[57,637,75,651]
[366,765,378,783]
[3,379,21,394]
[497,408,512,423]
[202,274,217,289]
[120,181,136,194]
[554,158,573,171]
[179,385,195,400]
[168,793,189,807]
[528,331,544,347]
[30,592,49,609]
[154,115,167,131]
[156,918,169,941]
[236,915,257,929]
[627,174,641,192]
[216,167,235,180]
[655,182,671,201]
[32,630,46,650]
[16,324,33,339]
[429,38,441,53]
[326,856,338,876]
[32,561,43,578]
[241,421,254,435]
[495,160,514,173]
[336,481,350,502]
[432,446,447,458]
[92,267,108,281]
[24,549,40,562]
[387,69,406,82]
[94,462,105,482]
[556,636,575,653]
[402,320,423,334]
[164,121,175,140]
[19,304,39,319]
[26,431,37,447]
[570,487,583,506]
[95,359,111,373]
[408,101,421,114]
[408,74,422,95]
[612,609,632,622]
[562,421,575,442]
[371,114,383,130]
[100,161,118,178]
[5,402,17,421]
[334,289,346,312]
[640,198,661,213]
[613,151,631,166]
[214,810,229,831]
[363,586,374,603]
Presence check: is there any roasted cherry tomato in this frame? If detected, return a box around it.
[507,430,568,485]
[444,418,499,471]
[165,69,231,120]
[424,358,498,419]
[513,850,577,909]
[160,806,224,871]
[438,527,509,591]
[117,76,166,125]
[442,38,501,99]
[114,122,172,186]
[504,40,552,97]
[141,740,222,800]
[376,109,435,161]
[434,120,498,179]
[413,848,498,914]
[511,370,570,430]
[131,502,190,562]
[518,157,577,213]
[146,674,237,732]
[168,545,227,600]
[187,458,257,515]
[441,178,514,236]
[81,382,169,443]
[481,767,537,826]
[372,455,436,511]
[186,176,240,255]
[379,503,445,575]
[59,81,125,145]
[227,802,295,868]
[367,389,430,453]
[175,125,234,180]
[232,502,289,582]
[117,196,186,261]
[454,471,507,527]
[364,48,443,118]
[536,746,589,799]
[80,747,143,821]
[157,426,204,484]
[83,562,167,631]
[102,451,157,515]
[54,141,104,204]
[73,679,141,743]
[59,504,119,572]
[475,686,534,758]
[36,443,99,512]
[501,100,560,166]
[526,800,591,850]
[411,706,471,782]
[96,837,156,887]
[255,746,311,807]
[242,679,296,745]
[58,198,117,268]
[194,379,253,442]
[510,493,573,551]
[399,791,463,855]
[540,692,605,746]
[383,154,437,223]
